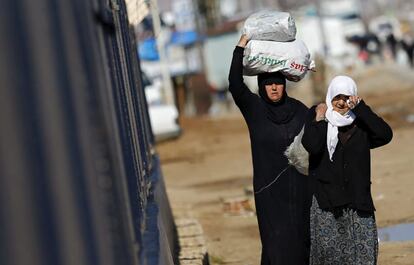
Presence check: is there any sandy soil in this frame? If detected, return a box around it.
[158,65,414,265]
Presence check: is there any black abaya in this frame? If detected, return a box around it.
[228,46,311,265]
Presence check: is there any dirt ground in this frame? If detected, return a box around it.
[157,65,414,265]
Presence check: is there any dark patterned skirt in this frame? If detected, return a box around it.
[310,196,378,265]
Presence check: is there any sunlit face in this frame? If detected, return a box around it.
[331,94,350,115]
[265,83,284,102]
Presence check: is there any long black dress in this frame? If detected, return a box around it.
[228,46,311,264]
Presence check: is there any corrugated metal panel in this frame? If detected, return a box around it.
[0,0,177,264]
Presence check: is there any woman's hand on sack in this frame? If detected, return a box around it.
[315,103,327,121]
[347,95,361,109]
[237,34,250,48]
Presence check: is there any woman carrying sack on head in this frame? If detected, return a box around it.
[229,34,311,265]
[302,76,393,265]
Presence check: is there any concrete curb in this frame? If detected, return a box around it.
[175,218,209,265]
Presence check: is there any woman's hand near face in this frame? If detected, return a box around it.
[347,95,361,109]
[315,103,327,121]
[237,34,250,48]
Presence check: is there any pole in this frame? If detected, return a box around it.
[147,0,176,106]
[314,0,328,57]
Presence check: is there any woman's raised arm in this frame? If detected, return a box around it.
[228,35,256,109]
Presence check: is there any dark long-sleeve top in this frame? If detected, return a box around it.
[228,46,308,191]
[301,102,393,212]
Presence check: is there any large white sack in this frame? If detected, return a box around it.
[242,10,296,42]
[243,39,313,82]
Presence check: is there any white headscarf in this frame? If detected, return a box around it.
[325,76,357,161]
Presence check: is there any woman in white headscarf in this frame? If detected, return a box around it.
[301,75,393,265]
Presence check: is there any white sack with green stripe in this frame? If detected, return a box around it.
[243,39,314,82]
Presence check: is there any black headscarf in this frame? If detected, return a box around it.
[257,72,300,124]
